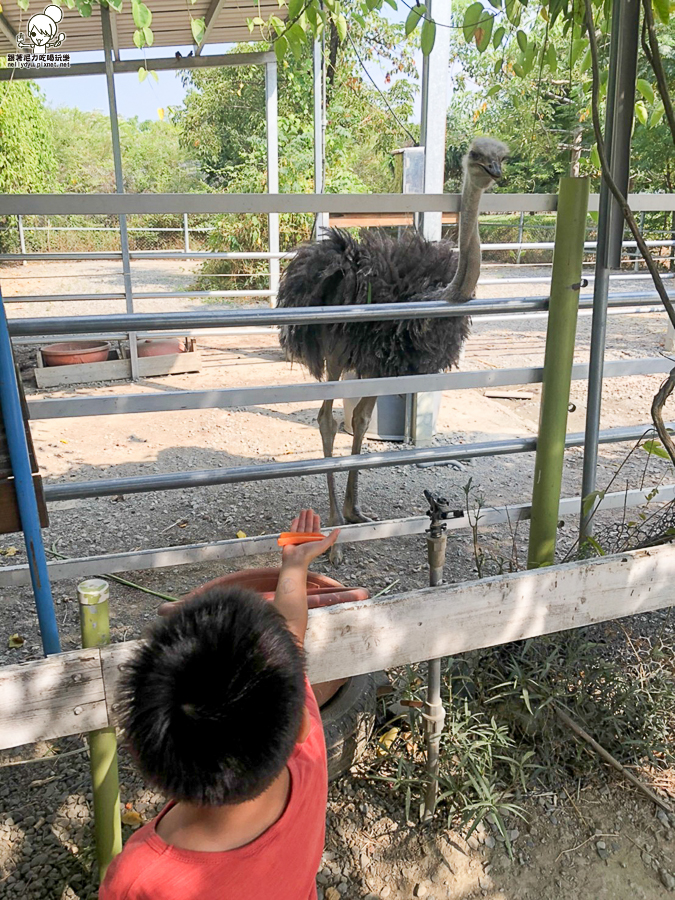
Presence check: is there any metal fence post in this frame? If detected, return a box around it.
[0,291,60,655]
[528,177,590,569]
[78,578,122,883]
[183,213,190,254]
[516,211,525,265]
[266,61,280,304]
[17,215,26,265]
[101,6,139,381]
[580,0,640,538]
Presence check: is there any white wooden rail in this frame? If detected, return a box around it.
[1,543,674,752]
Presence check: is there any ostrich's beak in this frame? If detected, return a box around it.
[487,160,503,180]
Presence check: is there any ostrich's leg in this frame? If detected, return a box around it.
[317,362,345,564]
[344,396,377,524]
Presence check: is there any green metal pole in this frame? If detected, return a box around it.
[527,177,590,569]
[78,578,122,883]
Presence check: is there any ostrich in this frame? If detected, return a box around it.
[277,137,508,561]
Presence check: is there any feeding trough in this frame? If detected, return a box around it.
[41,341,111,367]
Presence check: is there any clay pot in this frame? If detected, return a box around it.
[41,341,111,367]
[137,338,186,358]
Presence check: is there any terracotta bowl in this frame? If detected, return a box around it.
[137,338,186,358]
[41,341,111,367]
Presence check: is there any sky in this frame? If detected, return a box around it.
[37,5,425,122]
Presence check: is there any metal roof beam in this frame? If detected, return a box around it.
[0,12,18,48]
[0,49,275,80]
[195,0,228,55]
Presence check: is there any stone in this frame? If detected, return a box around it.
[413,883,428,898]
[485,836,496,850]
[659,869,675,892]
[657,809,671,829]
[324,889,341,900]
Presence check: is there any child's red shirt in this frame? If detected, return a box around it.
[100,682,327,900]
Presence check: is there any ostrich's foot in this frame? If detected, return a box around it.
[343,506,377,524]
[329,542,344,567]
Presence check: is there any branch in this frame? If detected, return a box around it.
[583,0,675,331]
[641,0,675,145]
[651,367,675,468]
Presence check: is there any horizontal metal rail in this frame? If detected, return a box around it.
[0,250,294,262]
[3,193,675,218]
[40,421,670,503]
[4,289,276,304]
[6,292,671,337]
[2,483,672,588]
[26,357,675,420]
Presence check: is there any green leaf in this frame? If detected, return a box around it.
[383,0,397,8]
[405,3,425,34]
[131,0,152,28]
[336,12,348,40]
[274,34,288,61]
[641,439,671,459]
[143,26,153,46]
[516,29,527,52]
[246,16,255,32]
[583,535,606,556]
[79,3,92,16]
[486,84,501,97]
[590,143,600,168]
[522,687,533,715]
[636,79,655,105]
[420,17,436,55]
[635,100,648,126]
[493,56,503,74]
[133,29,144,48]
[570,36,586,66]
[505,0,521,25]
[288,0,304,18]
[463,1,484,42]
[191,16,205,43]
[138,66,147,82]
[493,24,505,48]
[650,104,665,127]
[549,0,567,24]
[251,15,265,24]
[475,14,493,52]
[652,0,669,24]
[545,42,557,73]
[488,0,502,6]
[17,0,29,9]
[582,489,604,518]
[513,62,524,78]
[580,46,591,73]
[149,69,158,82]
[269,14,285,34]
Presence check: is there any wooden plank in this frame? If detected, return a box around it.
[3,544,675,750]
[0,649,107,750]
[0,475,48,535]
[34,350,201,389]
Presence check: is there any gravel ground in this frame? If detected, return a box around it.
[1,260,675,898]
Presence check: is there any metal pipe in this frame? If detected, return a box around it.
[16,215,26,265]
[266,61,281,302]
[7,292,674,337]
[25,356,675,421]
[40,421,670,503]
[580,0,640,538]
[78,579,122,882]
[528,177,590,568]
[0,293,60,655]
[183,214,190,254]
[4,482,674,589]
[101,5,139,381]
[313,38,328,236]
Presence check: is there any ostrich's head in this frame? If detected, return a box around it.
[464,137,509,190]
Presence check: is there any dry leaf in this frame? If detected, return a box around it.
[1,547,18,557]
[236,530,247,539]
[400,699,424,709]
[377,727,399,756]
[121,810,143,828]
[8,634,25,649]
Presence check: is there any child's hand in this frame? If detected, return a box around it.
[281,508,339,568]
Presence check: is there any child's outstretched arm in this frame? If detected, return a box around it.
[274,509,339,646]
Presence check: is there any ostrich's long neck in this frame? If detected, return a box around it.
[443,174,484,303]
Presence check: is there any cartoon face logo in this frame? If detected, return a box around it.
[17,5,66,53]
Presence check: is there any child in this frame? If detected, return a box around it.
[100,509,339,900]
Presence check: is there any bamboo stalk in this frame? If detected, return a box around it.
[78,579,122,883]
[527,177,590,568]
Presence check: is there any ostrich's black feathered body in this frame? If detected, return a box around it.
[277,228,470,381]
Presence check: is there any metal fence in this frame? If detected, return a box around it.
[1,190,674,587]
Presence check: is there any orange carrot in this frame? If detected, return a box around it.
[277,532,326,546]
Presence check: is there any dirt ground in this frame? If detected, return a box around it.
[1,260,675,898]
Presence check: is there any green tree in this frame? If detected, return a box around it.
[0,78,57,193]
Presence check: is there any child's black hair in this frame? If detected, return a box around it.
[119,586,306,806]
